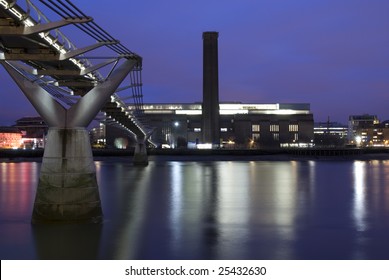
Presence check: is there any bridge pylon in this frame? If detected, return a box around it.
[2,59,137,224]
[133,136,149,166]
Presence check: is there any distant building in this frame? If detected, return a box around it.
[314,121,348,147]
[105,31,314,149]
[128,102,314,149]
[13,116,47,149]
[0,127,22,149]
[348,114,379,143]
[348,114,389,147]
[90,123,106,148]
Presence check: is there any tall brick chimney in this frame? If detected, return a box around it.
[202,31,220,144]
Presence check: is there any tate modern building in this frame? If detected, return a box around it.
[129,32,313,149]
[131,102,314,149]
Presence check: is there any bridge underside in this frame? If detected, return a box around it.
[0,0,151,223]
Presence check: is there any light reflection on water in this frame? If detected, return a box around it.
[0,162,38,220]
[1,158,389,259]
[353,161,367,232]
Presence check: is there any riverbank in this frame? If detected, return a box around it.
[1,147,388,162]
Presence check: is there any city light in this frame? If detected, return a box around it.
[355,136,362,146]
[197,143,212,149]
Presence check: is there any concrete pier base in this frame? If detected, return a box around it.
[32,128,103,224]
[133,139,148,166]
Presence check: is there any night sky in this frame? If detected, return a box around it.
[1,0,389,126]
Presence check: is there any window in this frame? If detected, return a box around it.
[194,128,201,132]
[270,124,279,132]
[273,133,279,141]
[252,124,260,132]
[252,133,260,140]
[221,128,227,132]
[289,124,299,132]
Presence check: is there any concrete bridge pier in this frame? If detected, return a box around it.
[1,59,137,223]
[33,128,102,223]
[133,137,148,166]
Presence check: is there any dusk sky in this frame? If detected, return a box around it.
[1,0,389,126]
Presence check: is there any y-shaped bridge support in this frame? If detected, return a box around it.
[1,59,137,224]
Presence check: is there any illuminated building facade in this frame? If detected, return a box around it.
[348,115,389,147]
[0,127,22,149]
[314,122,348,147]
[107,32,314,149]
[128,102,314,148]
[14,117,47,149]
[90,123,106,148]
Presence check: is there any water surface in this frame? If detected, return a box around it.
[1,157,389,259]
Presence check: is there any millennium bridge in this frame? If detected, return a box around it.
[0,0,153,223]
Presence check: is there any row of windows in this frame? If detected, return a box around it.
[251,133,299,141]
[173,125,299,134]
[252,124,299,132]
[192,128,229,132]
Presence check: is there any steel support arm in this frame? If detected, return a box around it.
[5,60,38,75]
[1,61,66,127]
[37,69,81,75]
[67,58,137,127]
[0,42,117,61]
[36,58,117,76]
[0,17,92,35]
[1,58,137,129]
[0,51,58,61]
[80,58,118,75]
[59,41,118,60]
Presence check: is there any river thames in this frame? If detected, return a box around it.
[1,156,389,259]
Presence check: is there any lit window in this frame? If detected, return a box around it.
[289,124,299,132]
[221,128,228,132]
[194,128,201,132]
[252,133,260,140]
[273,133,279,141]
[270,124,279,132]
[252,124,260,132]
